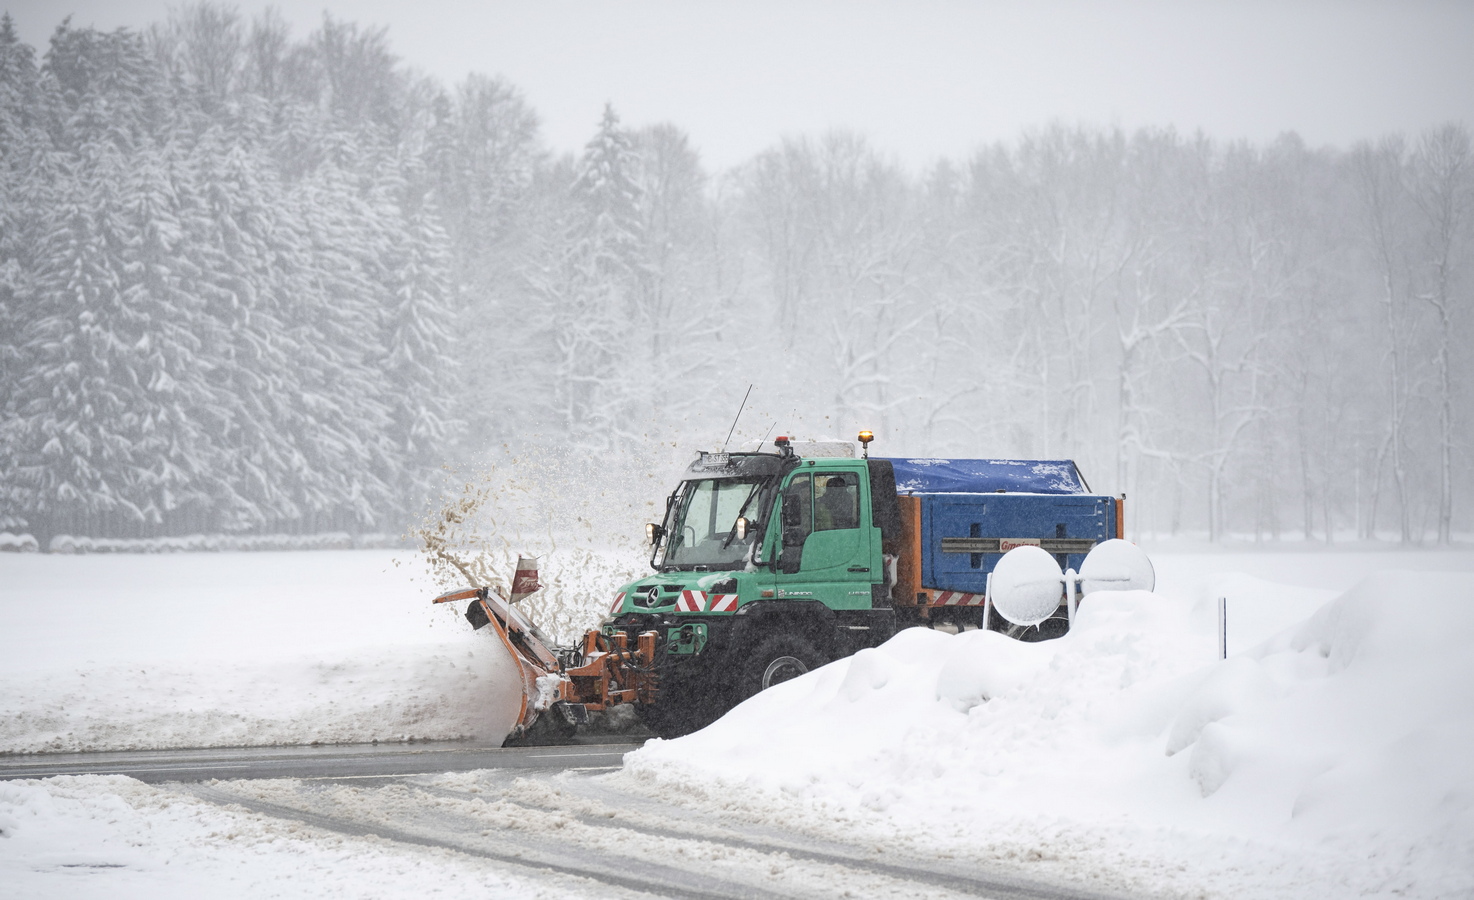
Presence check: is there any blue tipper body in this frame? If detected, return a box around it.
[883,458,1120,594]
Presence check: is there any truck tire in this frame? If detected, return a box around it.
[738,633,824,701]
[637,699,724,740]
[636,665,728,739]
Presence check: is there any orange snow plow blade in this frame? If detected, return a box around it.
[432,558,657,739]
[433,577,560,739]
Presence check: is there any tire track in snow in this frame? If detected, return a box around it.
[179,777,1035,899]
[180,781,757,900]
[423,773,1123,900]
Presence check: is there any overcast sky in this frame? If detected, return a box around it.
[5,0,1473,171]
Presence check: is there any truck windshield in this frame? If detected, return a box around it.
[662,477,765,569]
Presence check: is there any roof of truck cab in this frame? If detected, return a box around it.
[881,457,1089,495]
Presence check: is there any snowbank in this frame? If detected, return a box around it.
[0,551,524,753]
[0,532,39,553]
[626,569,1474,899]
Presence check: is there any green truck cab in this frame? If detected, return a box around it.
[604,440,899,736]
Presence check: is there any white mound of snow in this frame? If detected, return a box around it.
[626,570,1474,899]
[0,552,524,753]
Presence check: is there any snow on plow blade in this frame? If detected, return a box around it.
[432,557,659,741]
[432,558,562,739]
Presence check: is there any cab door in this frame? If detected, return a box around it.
[772,468,872,610]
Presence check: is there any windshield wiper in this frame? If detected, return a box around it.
[719,479,767,550]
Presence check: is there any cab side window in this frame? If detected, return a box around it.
[814,473,859,531]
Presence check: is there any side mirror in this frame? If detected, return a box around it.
[734,516,750,541]
[645,523,665,546]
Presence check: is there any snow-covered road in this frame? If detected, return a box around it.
[0,740,641,783]
[4,766,1120,900]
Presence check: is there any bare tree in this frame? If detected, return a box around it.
[1410,124,1471,545]
[1352,137,1416,543]
[1109,241,1195,533]
[153,2,244,113]
[740,139,822,350]
[629,123,708,358]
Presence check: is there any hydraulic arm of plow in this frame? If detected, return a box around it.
[432,562,659,738]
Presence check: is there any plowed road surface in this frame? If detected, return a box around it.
[1,742,1121,900]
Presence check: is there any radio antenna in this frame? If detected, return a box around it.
[721,384,754,452]
[753,420,777,452]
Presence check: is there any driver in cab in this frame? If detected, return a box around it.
[815,475,858,531]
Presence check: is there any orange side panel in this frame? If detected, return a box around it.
[1116,495,1126,541]
[894,494,922,607]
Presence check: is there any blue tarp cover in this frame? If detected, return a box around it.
[882,458,1088,495]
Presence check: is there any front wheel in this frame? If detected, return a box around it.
[636,664,728,739]
[738,633,824,701]
[637,700,722,740]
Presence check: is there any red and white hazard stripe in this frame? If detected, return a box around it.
[707,593,739,613]
[675,590,707,613]
[609,591,626,614]
[934,590,987,607]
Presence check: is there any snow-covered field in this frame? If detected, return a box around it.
[3,546,1473,898]
[0,550,526,754]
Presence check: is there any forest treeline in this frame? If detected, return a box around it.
[0,5,1469,545]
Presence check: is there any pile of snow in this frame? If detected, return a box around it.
[627,566,1474,899]
[0,532,39,553]
[0,551,524,753]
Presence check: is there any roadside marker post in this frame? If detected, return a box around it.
[1217,596,1228,660]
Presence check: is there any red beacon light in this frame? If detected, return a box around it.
[773,435,793,457]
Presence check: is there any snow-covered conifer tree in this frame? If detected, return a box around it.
[282,156,398,530]
[111,139,224,532]
[383,197,461,506]
[8,138,141,540]
[187,129,301,531]
[536,103,646,447]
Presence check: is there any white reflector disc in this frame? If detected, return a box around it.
[1079,539,1155,596]
[990,545,1065,626]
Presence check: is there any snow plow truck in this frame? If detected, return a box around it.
[433,434,1154,741]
